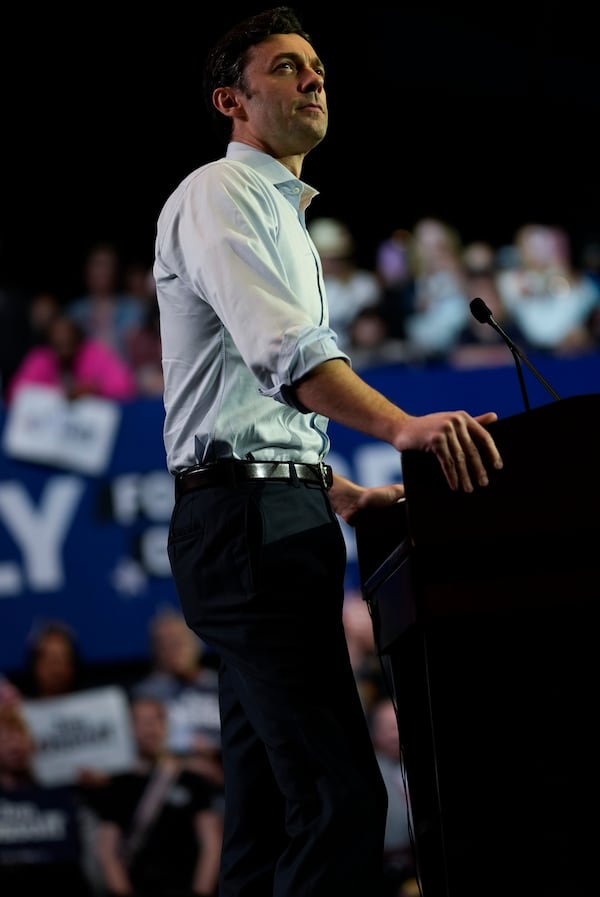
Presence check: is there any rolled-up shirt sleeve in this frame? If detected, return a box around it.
[260,322,348,407]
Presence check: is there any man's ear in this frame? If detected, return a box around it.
[213,87,245,120]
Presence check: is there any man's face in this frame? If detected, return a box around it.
[230,32,328,157]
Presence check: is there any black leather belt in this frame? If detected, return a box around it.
[175,459,333,499]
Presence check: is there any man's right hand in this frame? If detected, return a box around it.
[294,359,503,494]
[393,410,503,493]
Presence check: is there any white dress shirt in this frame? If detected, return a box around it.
[154,143,349,473]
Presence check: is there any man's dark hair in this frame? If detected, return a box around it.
[203,6,312,143]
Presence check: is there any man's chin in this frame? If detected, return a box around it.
[299,124,328,151]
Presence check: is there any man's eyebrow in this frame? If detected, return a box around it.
[271,50,325,70]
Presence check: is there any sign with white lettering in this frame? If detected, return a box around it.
[2,385,122,475]
[0,784,83,866]
[21,686,136,785]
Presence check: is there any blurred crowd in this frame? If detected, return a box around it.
[309,216,600,371]
[2,217,600,407]
[0,609,224,897]
[0,242,162,407]
[0,600,418,897]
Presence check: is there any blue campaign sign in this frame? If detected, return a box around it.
[1,353,598,674]
[0,396,179,674]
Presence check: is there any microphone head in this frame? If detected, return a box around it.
[470,297,492,324]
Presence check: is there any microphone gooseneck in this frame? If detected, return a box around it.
[469,298,561,411]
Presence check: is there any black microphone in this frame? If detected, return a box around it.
[469,297,561,411]
[470,297,496,326]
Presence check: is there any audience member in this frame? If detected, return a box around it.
[307,216,382,352]
[401,216,471,362]
[580,234,600,291]
[5,621,125,797]
[130,609,223,786]
[123,259,157,308]
[11,620,91,700]
[375,228,413,293]
[0,266,33,402]
[88,694,222,897]
[1,289,64,400]
[0,673,23,707]
[342,589,386,714]
[369,697,417,897]
[347,306,392,368]
[348,306,411,370]
[66,242,146,359]
[0,703,95,896]
[123,297,163,396]
[496,222,600,355]
[583,237,600,342]
[449,239,523,369]
[121,262,163,397]
[5,311,138,405]
[24,289,63,342]
[373,226,420,349]
[9,620,139,889]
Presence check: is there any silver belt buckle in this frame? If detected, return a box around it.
[318,462,330,490]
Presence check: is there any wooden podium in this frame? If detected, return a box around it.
[355,395,600,897]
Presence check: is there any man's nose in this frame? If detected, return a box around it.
[300,69,324,93]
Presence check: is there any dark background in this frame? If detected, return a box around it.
[3,2,599,298]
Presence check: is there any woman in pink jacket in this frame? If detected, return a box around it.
[6,312,137,404]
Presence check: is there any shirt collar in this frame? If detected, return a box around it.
[226,142,319,212]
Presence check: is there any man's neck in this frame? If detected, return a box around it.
[229,138,305,178]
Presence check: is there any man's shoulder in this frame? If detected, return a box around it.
[181,156,255,187]
[159,157,257,214]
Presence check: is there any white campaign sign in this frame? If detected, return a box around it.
[2,385,121,475]
[21,686,136,785]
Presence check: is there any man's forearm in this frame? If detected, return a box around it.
[294,357,503,495]
[293,358,410,449]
